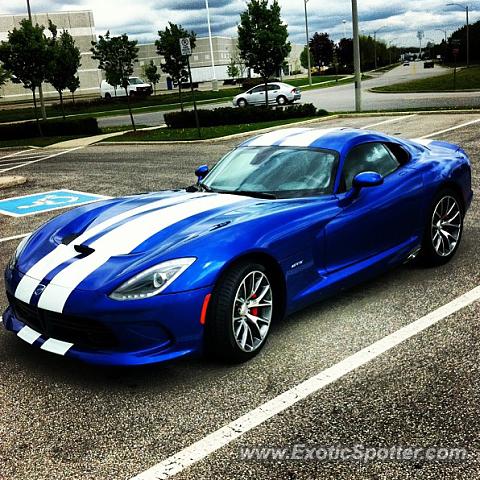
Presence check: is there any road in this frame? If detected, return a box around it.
[0,112,479,479]
[98,63,480,128]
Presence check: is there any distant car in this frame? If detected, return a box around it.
[3,127,472,365]
[403,61,410,66]
[100,77,153,99]
[233,82,301,107]
[424,60,435,69]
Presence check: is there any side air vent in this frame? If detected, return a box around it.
[74,244,95,256]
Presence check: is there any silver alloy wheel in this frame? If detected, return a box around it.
[431,195,462,257]
[277,95,287,105]
[232,270,273,352]
[238,98,247,107]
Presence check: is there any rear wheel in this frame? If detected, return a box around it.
[104,92,112,100]
[205,262,273,362]
[420,188,463,266]
[276,95,287,106]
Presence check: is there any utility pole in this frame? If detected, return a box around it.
[351,0,361,112]
[304,0,312,86]
[205,0,218,90]
[447,3,469,67]
[26,0,47,120]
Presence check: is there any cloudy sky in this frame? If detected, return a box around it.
[2,0,477,47]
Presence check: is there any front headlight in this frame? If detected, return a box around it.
[8,234,32,270]
[109,257,196,301]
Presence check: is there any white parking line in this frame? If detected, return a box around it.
[420,117,480,139]
[0,149,33,160]
[361,114,417,129]
[131,285,480,480]
[0,233,31,244]
[0,147,82,173]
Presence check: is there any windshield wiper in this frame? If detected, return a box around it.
[199,182,214,192]
[185,182,214,193]
[218,190,276,200]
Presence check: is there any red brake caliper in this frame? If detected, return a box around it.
[250,293,258,316]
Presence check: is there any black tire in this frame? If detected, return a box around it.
[419,188,464,266]
[104,92,112,100]
[129,90,136,97]
[276,95,287,106]
[237,98,248,108]
[205,262,273,362]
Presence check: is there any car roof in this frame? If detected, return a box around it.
[239,127,399,153]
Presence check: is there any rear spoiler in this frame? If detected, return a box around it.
[411,138,462,153]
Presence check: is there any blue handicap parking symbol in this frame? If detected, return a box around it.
[0,189,110,217]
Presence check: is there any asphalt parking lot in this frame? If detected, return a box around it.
[0,113,479,480]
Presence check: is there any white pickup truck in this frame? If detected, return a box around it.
[100,77,153,99]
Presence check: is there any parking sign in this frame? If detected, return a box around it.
[180,37,192,56]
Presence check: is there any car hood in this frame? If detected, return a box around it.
[11,190,339,310]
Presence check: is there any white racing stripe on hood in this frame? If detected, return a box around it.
[245,128,311,147]
[278,128,339,147]
[14,193,208,304]
[411,138,433,147]
[37,194,248,313]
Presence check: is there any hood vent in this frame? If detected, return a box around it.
[74,244,95,256]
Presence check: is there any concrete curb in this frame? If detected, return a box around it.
[0,175,27,189]
[94,115,339,146]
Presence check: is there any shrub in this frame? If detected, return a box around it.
[0,117,100,140]
[164,103,325,129]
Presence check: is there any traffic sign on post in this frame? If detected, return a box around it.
[180,37,192,56]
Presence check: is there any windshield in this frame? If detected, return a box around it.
[203,146,338,199]
[128,77,145,85]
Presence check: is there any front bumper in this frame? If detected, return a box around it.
[3,272,211,365]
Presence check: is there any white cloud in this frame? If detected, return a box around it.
[1,0,477,47]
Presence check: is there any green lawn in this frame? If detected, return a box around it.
[0,135,84,148]
[104,116,323,142]
[372,66,480,92]
[0,124,146,148]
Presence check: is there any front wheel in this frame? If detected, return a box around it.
[237,98,248,108]
[419,189,464,266]
[205,262,274,362]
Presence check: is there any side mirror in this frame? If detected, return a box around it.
[352,171,383,190]
[195,165,209,184]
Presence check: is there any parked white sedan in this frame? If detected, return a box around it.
[232,82,302,107]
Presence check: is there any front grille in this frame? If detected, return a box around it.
[7,293,117,350]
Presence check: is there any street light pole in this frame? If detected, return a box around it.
[26,0,47,120]
[351,0,361,112]
[447,3,470,67]
[388,39,397,65]
[304,0,312,86]
[205,0,218,91]
[342,20,347,39]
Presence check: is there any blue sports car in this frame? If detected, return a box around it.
[3,128,472,365]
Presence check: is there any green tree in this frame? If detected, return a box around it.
[337,38,353,70]
[46,21,81,119]
[0,19,51,134]
[309,32,334,69]
[300,45,314,70]
[66,75,80,104]
[238,0,291,106]
[91,31,139,131]
[156,23,196,111]
[227,58,240,81]
[143,60,161,94]
[0,63,10,90]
